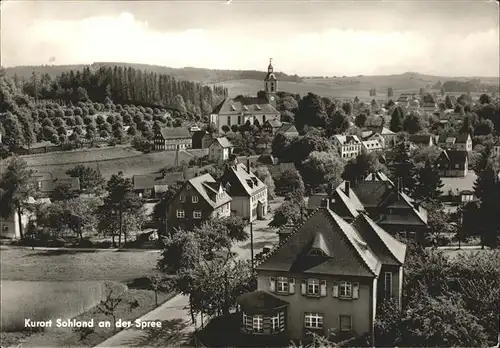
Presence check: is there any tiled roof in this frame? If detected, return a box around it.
[362,140,383,150]
[133,172,184,190]
[437,133,470,144]
[158,127,191,139]
[213,137,233,148]
[265,119,282,128]
[34,177,81,193]
[351,213,406,266]
[436,150,468,165]
[278,123,297,134]
[256,207,381,277]
[365,172,395,185]
[187,173,232,209]
[212,97,280,115]
[409,134,433,145]
[333,135,361,145]
[364,126,395,135]
[223,162,266,197]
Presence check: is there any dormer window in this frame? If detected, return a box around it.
[255,105,261,111]
[230,105,236,111]
[243,105,248,111]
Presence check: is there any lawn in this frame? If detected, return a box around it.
[0,249,173,347]
[7,146,198,178]
[0,249,161,282]
[440,171,478,195]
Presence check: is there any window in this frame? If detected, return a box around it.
[455,164,460,169]
[179,195,185,203]
[238,116,242,124]
[176,210,185,218]
[2,225,8,231]
[385,272,393,298]
[192,196,199,203]
[307,279,320,296]
[193,211,202,219]
[339,281,352,298]
[339,315,352,332]
[252,315,263,333]
[304,313,323,329]
[271,313,280,332]
[243,313,252,331]
[227,116,231,126]
[263,115,266,123]
[277,277,289,293]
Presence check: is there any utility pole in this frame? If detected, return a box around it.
[250,220,254,271]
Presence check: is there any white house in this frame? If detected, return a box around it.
[362,139,383,154]
[332,135,362,159]
[208,137,234,163]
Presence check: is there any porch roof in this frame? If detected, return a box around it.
[237,290,288,314]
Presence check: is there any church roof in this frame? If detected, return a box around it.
[212,97,279,116]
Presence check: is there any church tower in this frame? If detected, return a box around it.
[264,58,278,103]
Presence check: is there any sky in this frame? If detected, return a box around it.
[1,0,499,77]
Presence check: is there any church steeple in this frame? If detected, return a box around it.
[264,58,277,103]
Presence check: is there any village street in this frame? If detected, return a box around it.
[95,199,283,347]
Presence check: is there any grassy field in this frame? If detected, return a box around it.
[0,248,172,347]
[0,249,160,282]
[1,280,106,332]
[2,146,199,178]
[216,75,487,101]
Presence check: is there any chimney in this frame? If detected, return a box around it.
[345,181,350,196]
[320,198,330,209]
[246,157,251,174]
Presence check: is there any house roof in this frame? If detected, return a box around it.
[365,172,395,185]
[436,150,468,165]
[187,173,232,209]
[236,290,288,313]
[362,140,383,149]
[278,123,297,134]
[212,96,280,116]
[212,137,233,148]
[34,177,81,193]
[333,134,361,145]
[437,133,470,144]
[307,193,329,211]
[265,119,282,128]
[133,172,184,190]
[222,162,266,197]
[364,126,395,136]
[256,206,381,277]
[351,213,406,266]
[158,127,191,139]
[409,134,433,145]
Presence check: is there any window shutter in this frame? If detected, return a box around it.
[301,280,306,295]
[269,277,276,292]
[289,278,296,294]
[352,282,360,299]
[332,282,339,298]
[320,280,327,297]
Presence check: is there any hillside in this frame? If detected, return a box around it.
[3,62,302,84]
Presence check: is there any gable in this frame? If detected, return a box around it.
[256,208,379,277]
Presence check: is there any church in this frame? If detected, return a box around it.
[209,59,281,133]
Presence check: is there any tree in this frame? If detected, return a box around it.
[354,113,367,128]
[254,166,275,199]
[66,165,105,195]
[342,152,387,184]
[207,215,248,243]
[0,157,34,239]
[388,87,393,98]
[99,172,145,246]
[271,133,293,162]
[274,168,305,197]
[473,163,500,248]
[412,160,443,202]
[444,95,454,109]
[301,151,345,194]
[269,197,306,228]
[157,229,202,274]
[390,106,405,132]
[63,197,99,241]
[50,184,79,201]
[474,119,494,136]
[390,141,417,193]
[403,112,424,134]
[295,92,327,131]
[326,109,350,136]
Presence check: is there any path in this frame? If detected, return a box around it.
[95,198,283,347]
